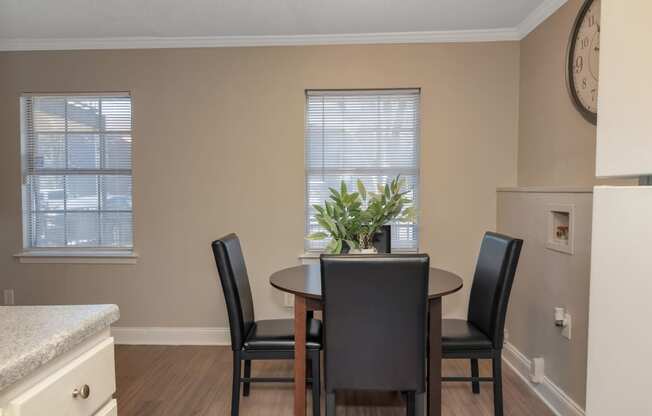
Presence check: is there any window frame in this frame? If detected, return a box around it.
[17,92,136,262]
[304,88,421,253]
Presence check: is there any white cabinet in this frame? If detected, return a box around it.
[596,0,652,177]
[0,332,117,416]
[586,187,652,415]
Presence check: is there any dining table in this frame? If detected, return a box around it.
[270,263,463,416]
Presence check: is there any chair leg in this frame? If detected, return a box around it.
[326,392,336,416]
[492,354,504,416]
[415,393,425,416]
[231,351,242,416]
[406,391,416,416]
[471,359,480,394]
[243,360,251,397]
[311,351,321,416]
[306,356,313,380]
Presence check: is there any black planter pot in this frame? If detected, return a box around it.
[341,241,352,254]
[340,225,391,254]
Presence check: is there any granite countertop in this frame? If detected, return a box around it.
[0,304,120,392]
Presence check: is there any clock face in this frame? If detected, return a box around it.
[568,0,601,124]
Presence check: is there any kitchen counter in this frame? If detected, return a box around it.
[0,304,120,392]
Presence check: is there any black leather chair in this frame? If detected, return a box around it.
[441,232,523,416]
[321,254,429,416]
[212,234,323,416]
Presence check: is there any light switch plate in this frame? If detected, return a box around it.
[562,313,572,340]
[3,289,15,306]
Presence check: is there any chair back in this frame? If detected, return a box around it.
[321,254,429,393]
[372,225,392,253]
[211,234,256,351]
[467,232,523,349]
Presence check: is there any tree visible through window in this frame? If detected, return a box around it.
[20,94,133,250]
[305,89,420,252]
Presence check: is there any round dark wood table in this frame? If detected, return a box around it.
[269,264,463,416]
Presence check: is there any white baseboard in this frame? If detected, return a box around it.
[503,342,585,416]
[112,326,231,346]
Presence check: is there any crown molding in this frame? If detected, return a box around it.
[0,29,521,52]
[517,0,569,39]
[0,1,568,52]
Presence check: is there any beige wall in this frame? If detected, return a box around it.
[0,43,520,326]
[517,0,632,186]
[498,189,592,408]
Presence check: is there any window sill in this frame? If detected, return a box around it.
[14,250,139,264]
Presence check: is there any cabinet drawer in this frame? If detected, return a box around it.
[8,338,116,416]
[94,399,117,416]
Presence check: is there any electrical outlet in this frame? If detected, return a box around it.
[530,357,545,384]
[284,293,294,308]
[562,313,572,340]
[3,289,15,306]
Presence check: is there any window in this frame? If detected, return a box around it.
[20,94,133,252]
[305,89,420,252]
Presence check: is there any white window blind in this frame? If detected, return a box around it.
[20,94,133,250]
[305,89,420,252]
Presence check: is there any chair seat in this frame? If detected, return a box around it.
[442,319,492,352]
[243,318,322,350]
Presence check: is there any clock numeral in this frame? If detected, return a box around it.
[582,78,588,89]
[587,14,597,27]
[581,37,590,49]
[575,56,584,73]
[591,89,597,102]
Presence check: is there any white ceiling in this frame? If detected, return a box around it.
[0,0,568,51]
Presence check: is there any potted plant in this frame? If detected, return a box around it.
[306,176,416,254]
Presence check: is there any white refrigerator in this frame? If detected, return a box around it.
[586,1,652,414]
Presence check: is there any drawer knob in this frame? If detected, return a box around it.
[72,384,91,399]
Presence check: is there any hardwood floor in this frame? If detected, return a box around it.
[115,345,554,416]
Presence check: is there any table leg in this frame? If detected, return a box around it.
[428,297,442,416]
[294,295,307,416]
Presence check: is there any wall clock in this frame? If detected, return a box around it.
[567,0,601,125]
